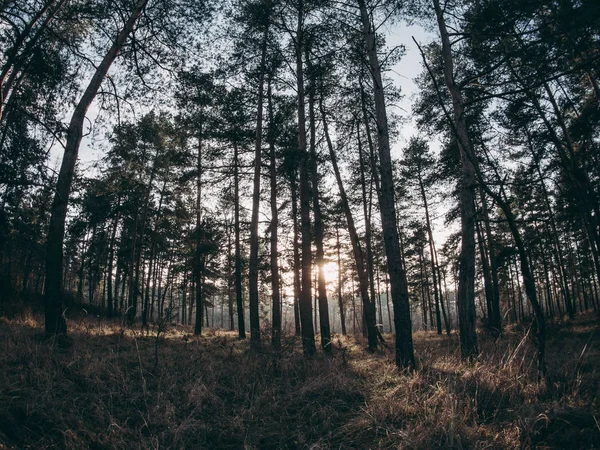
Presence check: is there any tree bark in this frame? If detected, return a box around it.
[233,142,246,338]
[248,23,270,346]
[296,0,316,355]
[267,79,281,348]
[433,0,478,359]
[194,128,204,336]
[358,0,414,368]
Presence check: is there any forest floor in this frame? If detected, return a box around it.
[0,309,599,449]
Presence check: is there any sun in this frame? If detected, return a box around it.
[322,261,339,284]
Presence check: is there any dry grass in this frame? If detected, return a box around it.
[0,309,599,449]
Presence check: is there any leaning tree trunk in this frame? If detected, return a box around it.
[358,0,414,368]
[44,0,148,336]
[321,98,378,351]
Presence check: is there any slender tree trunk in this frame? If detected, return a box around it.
[336,227,347,335]
[357,124,379,336]
[142,179,167,327]
[248,24,270,346]
[233,142,246,338]
[358,0,414,368]
[476,212,496,334]
[131,148,159,324]
[195,129,204,336]
[432,0,478,359]
[181,263,187,325]
[106,199,121,318]
[306,52,331,353]
[291,173,302,336]
[418,169,442,334]
[267,79,281,348]
[321,101,378,350]
[296,0,316,355]
[226,220,234,331]
[479,189,502,332]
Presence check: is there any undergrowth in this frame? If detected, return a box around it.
[0,310,598,449]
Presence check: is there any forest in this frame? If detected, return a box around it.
[1,0,599,448]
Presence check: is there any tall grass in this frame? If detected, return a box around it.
[1,309,598,449]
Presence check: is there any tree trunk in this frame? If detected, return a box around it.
[233,142,246,338]
[479,189,502,332]
[248,23,270,346]
[296,0,316,355]
[336,227,347,335]
[44,0,148,336]
[358,0,414,368]
[357,124,379,337]
[433,0,478,359]
[291,173,302,336]
[106,198,121,318]
[418,169,442,334]
[306,51,331,353]
[194,128,204,336]
[321,100,378,350]
[267,79,281,348]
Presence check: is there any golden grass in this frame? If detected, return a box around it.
[0,310,599,449]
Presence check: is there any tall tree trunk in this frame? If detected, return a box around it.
[479,189,502,332]
[336,227,347,335]
[306,51,331,353]
[432,0,478,359]
[107,198,121,318]
[131,147,159,324]
[321,100,378,350]
[194,129,204,336]
[143,179,167,327]
[357,124,379,337]
[44,0,148,336]
[267,79,281,348]
[418,168,442,334]
[181,263,187,325]
[233,142,246,338]
[358,0,414,368]
[476,210,496,334]
[249,24,270,345]
[291,173,302,336]
[226,219,234,331]
[296,0,316,355]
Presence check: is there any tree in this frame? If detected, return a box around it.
[44,0,150,336]
[357,0,415,369]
